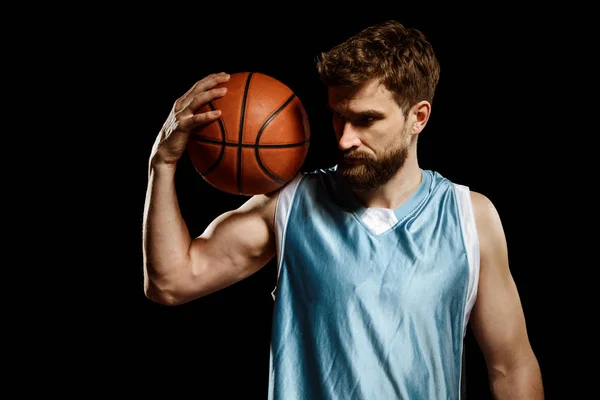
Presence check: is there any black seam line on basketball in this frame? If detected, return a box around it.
[254,93,299,184]
[190,137,310,148]
[200,101,227,176]
[238,72,253,194]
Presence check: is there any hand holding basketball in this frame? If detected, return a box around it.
[187,72,311,195]
[150,73,231,166]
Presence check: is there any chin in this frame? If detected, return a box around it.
[339,164,365,178]
[339,168,380,192]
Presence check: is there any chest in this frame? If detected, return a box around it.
[281,197,469,309]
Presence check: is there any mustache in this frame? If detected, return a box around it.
[342,151,373,161]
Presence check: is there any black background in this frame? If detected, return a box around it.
[48,6,584,399]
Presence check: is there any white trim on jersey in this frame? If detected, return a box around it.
[453,183,481,336]
[272,173,304,300]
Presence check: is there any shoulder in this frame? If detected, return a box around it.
[234,189,281,235]
[468,190,507,255]
[469,191,497,218]
[243,170,313,232]
[469,191,502,227]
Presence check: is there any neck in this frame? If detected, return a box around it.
[353,153,422,210]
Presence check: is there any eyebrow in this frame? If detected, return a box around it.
[327,105,385,119]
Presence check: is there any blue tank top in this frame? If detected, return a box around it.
[269,166,479,400]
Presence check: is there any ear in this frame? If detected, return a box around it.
[411,100,431,135]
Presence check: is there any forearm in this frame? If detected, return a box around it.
[142,158,193,294]
[490,357,544,400]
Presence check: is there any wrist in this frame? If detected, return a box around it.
[149,153,178,174]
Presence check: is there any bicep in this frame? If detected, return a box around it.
[184,193,278,299]
[468,192,534,372]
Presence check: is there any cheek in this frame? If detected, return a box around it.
[376,126,406,152]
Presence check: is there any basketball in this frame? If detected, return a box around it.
[187,72,311,196]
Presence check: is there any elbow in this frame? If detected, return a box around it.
[142,256,212,305]
[488,353,543,398]
[143,276,188,306]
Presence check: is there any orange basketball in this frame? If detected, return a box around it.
[187,72,311,196]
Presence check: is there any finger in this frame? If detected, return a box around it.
[177,73,230,110]
[187,86,228,115]
[184,109,222,133]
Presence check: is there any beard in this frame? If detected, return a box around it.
[337,144,408,192]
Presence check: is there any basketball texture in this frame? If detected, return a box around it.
[187,72,311,196]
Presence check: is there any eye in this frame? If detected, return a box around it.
[355,116,375,126]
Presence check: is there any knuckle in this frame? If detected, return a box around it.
[187,95,199,110]
[174,97,185,111]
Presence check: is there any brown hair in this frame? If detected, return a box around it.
[316,20,441,116]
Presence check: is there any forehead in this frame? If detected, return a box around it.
[327,79,396,112]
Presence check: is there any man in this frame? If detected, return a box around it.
[143,20,543,399]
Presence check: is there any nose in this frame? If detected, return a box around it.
[337,123,361,151]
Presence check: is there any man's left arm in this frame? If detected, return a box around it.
[468,191,544,399]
